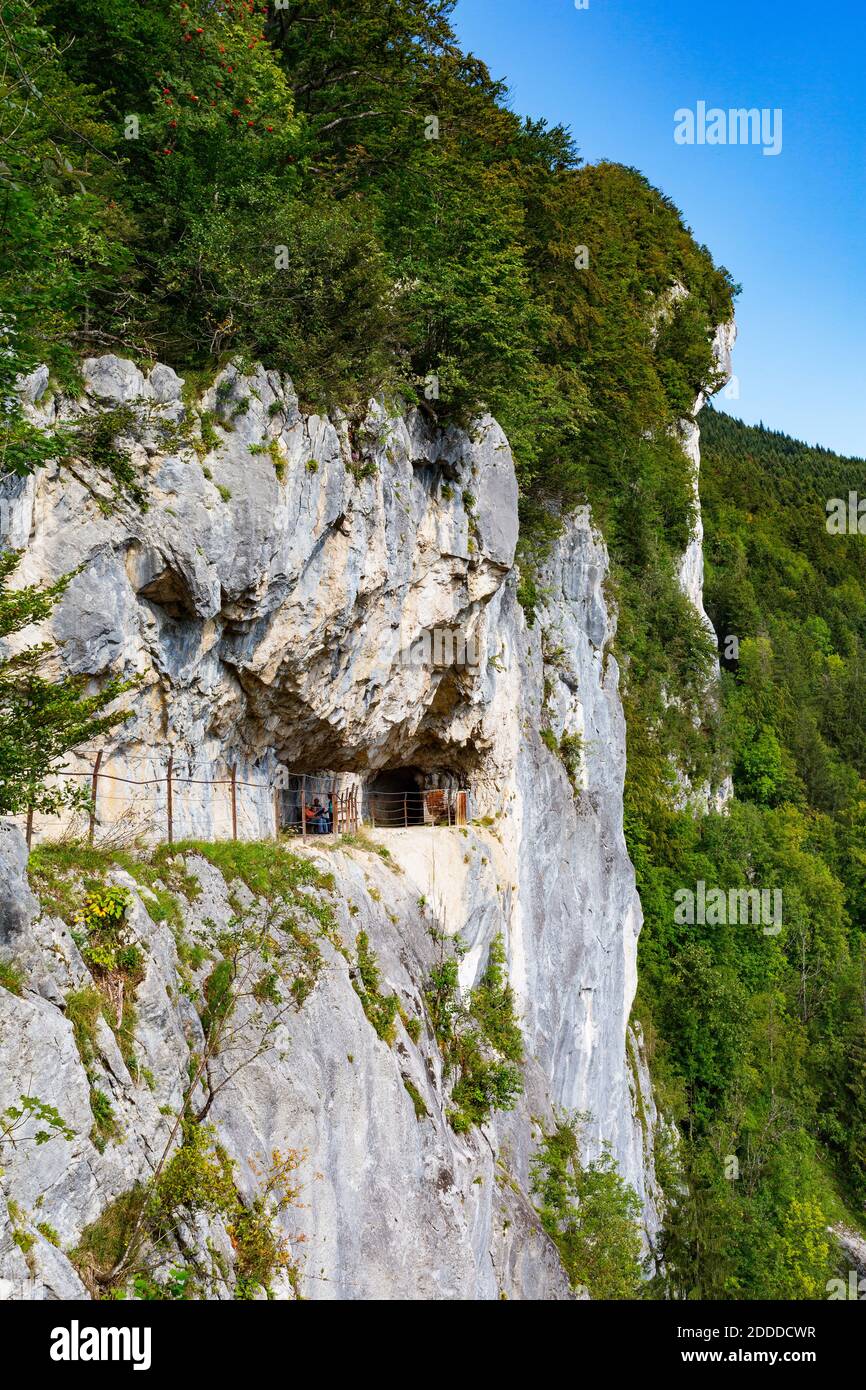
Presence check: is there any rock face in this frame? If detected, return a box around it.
[677,319,737,636]
[0,354,720,1298]
[0,821,39,949]
[675,317,737,812]
[1,829,575,1300]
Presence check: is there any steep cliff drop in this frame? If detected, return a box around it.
[0,346,727,1298]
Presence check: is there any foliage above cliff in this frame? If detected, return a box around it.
[7,0,734,524]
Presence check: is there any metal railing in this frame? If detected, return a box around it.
[16,755,470,847]
[366,788,469,829]
[18,758,360,848]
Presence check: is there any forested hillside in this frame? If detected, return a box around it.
[7,0,733,490]
[631,409,866,1297]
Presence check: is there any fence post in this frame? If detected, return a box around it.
[273,785,281,840]
[25,805,34,850]
[301,774,307,840]
[230,764,238,841]
[403,792,408,827]
[89,749,103,845]
[166,751,174,846]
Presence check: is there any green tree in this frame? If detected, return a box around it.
[0,552,130,813]
[0,0,130,476]
[531,1116,643,1299]
[736,726,787,806]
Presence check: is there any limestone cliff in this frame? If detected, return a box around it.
[0,353,708,1298]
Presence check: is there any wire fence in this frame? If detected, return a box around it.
[17,752,471,849]
[366,788,469,829]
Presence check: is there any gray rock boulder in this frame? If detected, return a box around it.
[0,823,38,954]
[82,355,152,403]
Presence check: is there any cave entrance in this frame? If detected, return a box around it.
[368,767,426,827]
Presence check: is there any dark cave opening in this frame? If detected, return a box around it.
[367,767,426,827]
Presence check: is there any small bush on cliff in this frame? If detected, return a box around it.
[468,936,523,1064]
[425,934,523,1133]
[65,985,122,1149]
[230,1149,305,1300]
[66,986,108,1072]
[72,405,149,507]
[353,930,399,1045]
[89,1088,118,1151]
[133,1267,193,1301]
[73,1188,149,1286]
[151,1121,236,1230]
[531,1115,643,1299]
[73,1125,304,1301]
[74,885,142,979]
[0,961,24,996]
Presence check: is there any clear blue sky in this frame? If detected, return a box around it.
[452,0,866,458]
